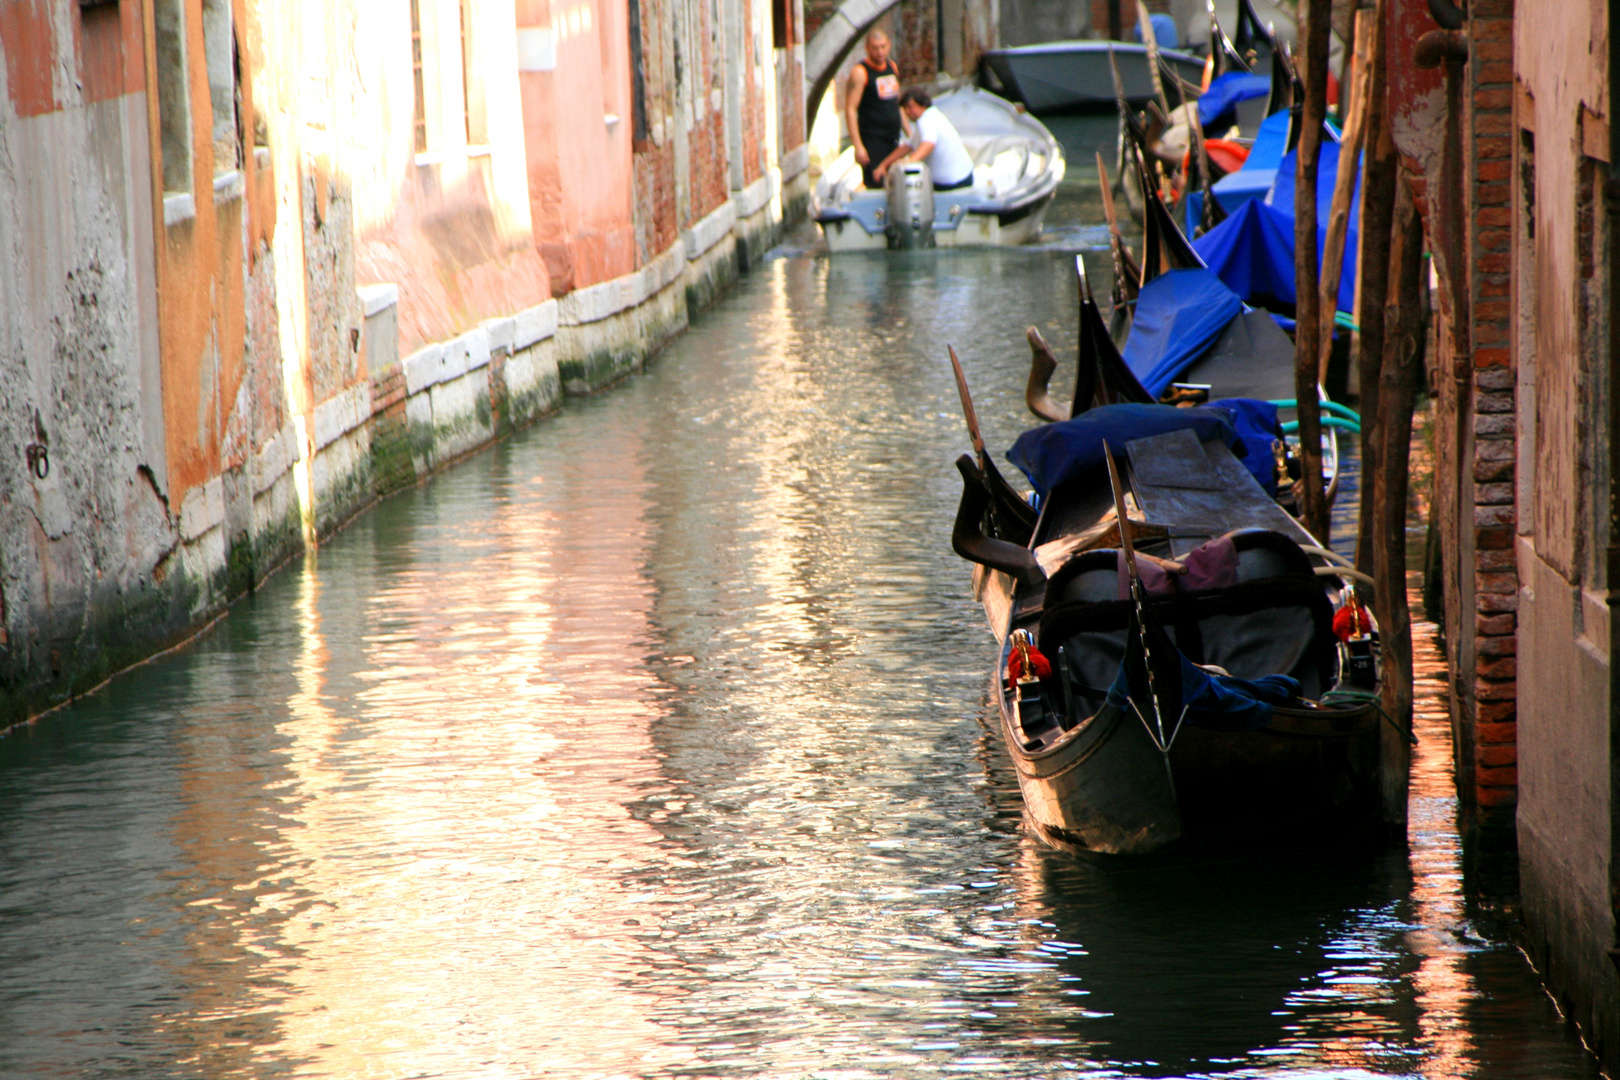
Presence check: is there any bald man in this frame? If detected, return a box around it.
[845,31,902,189]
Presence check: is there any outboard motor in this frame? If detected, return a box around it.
[885,161,935,249]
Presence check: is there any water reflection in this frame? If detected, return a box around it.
[0,245,1600,1079]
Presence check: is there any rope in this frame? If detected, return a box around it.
[1319,687,1418,746]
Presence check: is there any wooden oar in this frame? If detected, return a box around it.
[948,344,988,463]
[949,345,1039,541]
[1095,152,1141,302]
[1136,1,1171,117]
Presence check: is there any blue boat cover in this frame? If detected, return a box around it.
[1211,397,1283,494]
[1121,269,1245,397]
[1132,12,1180,47]
[1266,140,1360,312]
[1192,138,1361,313]
[1006,403,1240,499]
[1247,109,1294,172]
[1192,198,1297,306]
[1198,72,1270,130]
[1108,653,1300,731]
[1194,111,1299,228]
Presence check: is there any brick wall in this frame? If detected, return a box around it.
[1462,0,1519,849]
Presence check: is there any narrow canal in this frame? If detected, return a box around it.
[0,240,1602,1079]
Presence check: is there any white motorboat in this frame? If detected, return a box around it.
[812,87,1066,252]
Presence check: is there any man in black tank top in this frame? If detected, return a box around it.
[845,31,902,189]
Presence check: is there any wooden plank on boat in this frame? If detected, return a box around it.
[1125,432,1319,555]
[1126,428,1223,490]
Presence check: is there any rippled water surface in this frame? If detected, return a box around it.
[0,244,1602,1079]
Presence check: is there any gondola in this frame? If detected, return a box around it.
[1064,142,1332,470]
[947,262,1391,856]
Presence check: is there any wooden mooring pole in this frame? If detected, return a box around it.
[1373,179,1425,828]
[1353,0,1397,583]
[1293,0,1332,542]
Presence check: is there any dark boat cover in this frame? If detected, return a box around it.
[1121,269,1245,396]
[1006,403,1240,498]
[1198,72,1270,130]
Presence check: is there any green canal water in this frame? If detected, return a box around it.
[0,236,1602,1079]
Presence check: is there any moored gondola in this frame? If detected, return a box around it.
[948,263,1395,856]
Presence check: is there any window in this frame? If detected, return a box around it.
[628,0,648,142]
[201,0,240,173]
[460,0,487,144]
[772,0,792,50]
[154,0,192,193]
[411,0,427,153]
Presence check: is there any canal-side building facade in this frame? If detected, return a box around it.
[1387,0,1618,1067]
[0,0,808,725]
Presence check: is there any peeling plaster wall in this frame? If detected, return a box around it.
[0,3,173,719]
[2,0,808,731]
[1511,0,1617,1068]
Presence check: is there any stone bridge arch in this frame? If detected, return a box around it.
[803,0,906,129]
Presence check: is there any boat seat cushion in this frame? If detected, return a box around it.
[1039,531,1336,704]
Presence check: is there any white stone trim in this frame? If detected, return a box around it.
[733,169,780,219]
[482,315,515,354]
[163,192,196,226]
[252,423,301,496]
[447,326,492,372]
[179,476,225,542]
[683,199,737,261]
[558,244,686,326]
[513,299,560,350]
[313,383,371,451]
[403,343,444,396]
[213,170,244,203]
[359,283,399,317]
[780,142,810,182]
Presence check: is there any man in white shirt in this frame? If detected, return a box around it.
[872,88,975,191]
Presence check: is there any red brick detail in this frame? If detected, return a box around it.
[1477,718,1518,741]
[1478,744,1518,767]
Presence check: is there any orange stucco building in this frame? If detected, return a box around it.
[0,0,808,723]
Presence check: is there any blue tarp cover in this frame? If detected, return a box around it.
[1191,136,1362,314]
[1192,198,1297,306]
[1246,109,1294,172]
[1006,403,1240,499]
[1193,111,1296,228]
[1121,269,1245,397]
[1108,653,1300,731]
[1211,397,1282,494]
[1132,12,1179,47]
[1198,72,1270,130]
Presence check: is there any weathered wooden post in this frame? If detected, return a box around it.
[1317,15,1375,386]
[1373,178,1424,828]
[1293,0,1332,541]
[1353,0,1397,581]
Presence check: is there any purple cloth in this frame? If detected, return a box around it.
[1117,537,1239,598]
